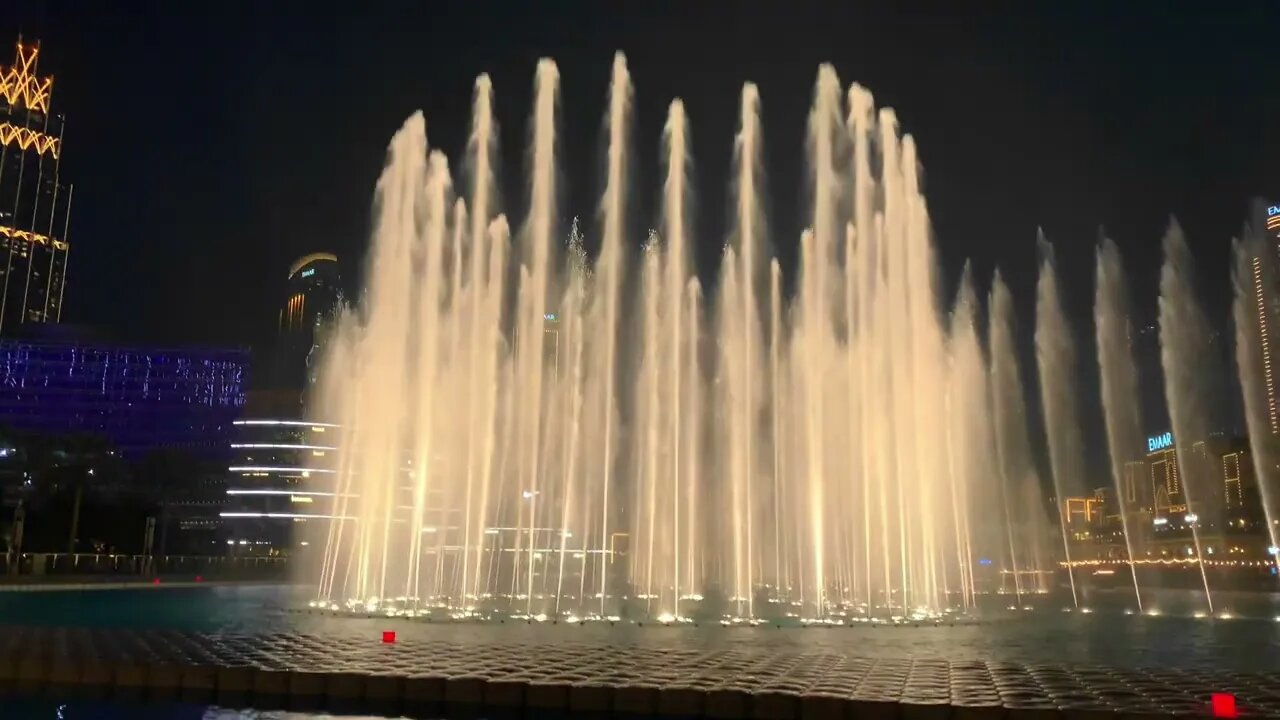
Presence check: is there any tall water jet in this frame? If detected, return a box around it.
[846,83,877,615]
[989,272,1040,601]
[799,64,843,616]
[1231,229,1280,574]
[683,278,702,604]
[593,52,631,617]
[1094,236,1145,610]
[358,113,428,603]
[722,82,765,617]
[513,59,560,612]
[635,231,661,612]
[461,74,499,604]
[948,265,990,610]
[554,220,590,613]
[311,57,1008,623]
[768,260,786,600]
[1157,217,1215,613]
[1033,233,1082,608]
[719,246,748,614]
[313,310,359,602]
[895,119,950,611]
[662,98,691,616]
[406,151,453,601]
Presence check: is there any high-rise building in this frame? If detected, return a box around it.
[0,329,248,458]
[1122,459,1146,508]
[1148,444,1184,515]
[0,39,71,335]
[1248,200,1280,434]
[221,418,338,553]
[262,253,341,403]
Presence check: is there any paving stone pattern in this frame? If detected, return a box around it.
[0,626,1275,718]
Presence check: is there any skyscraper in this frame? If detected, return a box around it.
[0,39,71,335]
[1249,200,1280,434]
[267,253,341,397]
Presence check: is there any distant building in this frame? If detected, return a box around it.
[262,253,342,409]
[0,330,247,458]
[1148,442,1185,518]
[1249,199,1280,434]
[220,418,338,553]
[0,39,72,335]
[1140,431,1263,554]
[1121,459,1147,509]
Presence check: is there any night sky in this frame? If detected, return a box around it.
[10,3,1279,363]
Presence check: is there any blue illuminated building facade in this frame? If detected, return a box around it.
[0,337,248,458]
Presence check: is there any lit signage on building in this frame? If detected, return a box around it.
[1147,431,1173,453]
[301,268,316,278]
[1269,205,1280,217]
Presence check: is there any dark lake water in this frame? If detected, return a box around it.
[2,583,1279,673]
[0,698,406,719]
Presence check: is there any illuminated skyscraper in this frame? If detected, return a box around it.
[1148,443,1183,515]
[0,39,71,335]
[272,253,341,394]
[1250,200,1280,434]
[1122,459,1146,508]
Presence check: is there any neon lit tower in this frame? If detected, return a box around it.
[0,38,70,335]
[277,252,341,391]
[1250,200,1280,434]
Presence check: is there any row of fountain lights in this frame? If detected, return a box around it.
[1062,607,1275,622]
[303,590,1280,625]
[303,598,1280,625]
[305,594,952,626]
[1059,558,1276,568]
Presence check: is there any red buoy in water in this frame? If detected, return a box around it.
[382,630,396,644]
[1212,694,1237,719]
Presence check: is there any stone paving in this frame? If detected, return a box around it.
[0,626,1274,718]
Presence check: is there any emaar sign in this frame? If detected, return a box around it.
[1148,431,1173,453]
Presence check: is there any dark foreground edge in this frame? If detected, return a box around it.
[0,626,1272,719]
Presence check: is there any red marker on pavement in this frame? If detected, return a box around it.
[1212,693,1238,719]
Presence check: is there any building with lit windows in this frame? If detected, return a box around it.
[219,418,338,553]
[0,39,71,335]
[1138,431,1264,555]
[1246,199,1280,435]
[1067,434,1270,587]
[266,253,342,402]
[1147,437,1185,519]
[0,329,247,458]
[1121,460,1147,511]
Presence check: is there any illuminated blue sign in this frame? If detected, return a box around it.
[1147,431,1173,453]
[543,313,557,322]
[1269,205,1280,217]
[301,268,315,278]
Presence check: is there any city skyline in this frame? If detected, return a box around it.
[0,7,1274,495]
[3,9,1280,714]
[0,38,70,335]
[4,4,1276,353]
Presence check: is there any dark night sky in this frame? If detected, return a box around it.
[9,2,1279,362]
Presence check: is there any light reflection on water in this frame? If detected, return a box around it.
[1,585,1278,672]
[1,698,405,720]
